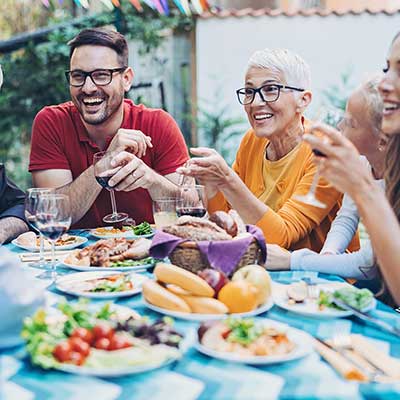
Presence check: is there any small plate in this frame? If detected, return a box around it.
[12,235,88,252]
[55,271,148,299]
[62,259,155,273]
[143,296,274,322]
[273,281,376,319]
[195,318,313,365]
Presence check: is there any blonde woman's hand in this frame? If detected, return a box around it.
[304,123,375,199]
[265,244,291,271]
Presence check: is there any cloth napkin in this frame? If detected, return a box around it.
[0,248,45,348]
[150,225,266,276]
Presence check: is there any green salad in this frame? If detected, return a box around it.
[318,287,373,311]
[131,222,153,236]
[110,256,155,268]
[225,318,263,345]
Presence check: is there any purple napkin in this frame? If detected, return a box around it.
[150,225,266,276]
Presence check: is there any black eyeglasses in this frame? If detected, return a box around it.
[236,83,304,105]
[65,67,127,87]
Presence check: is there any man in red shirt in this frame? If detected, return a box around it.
[29,28,189,228]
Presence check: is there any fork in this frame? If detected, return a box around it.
[302,277,319,299]
[331,334,386,381]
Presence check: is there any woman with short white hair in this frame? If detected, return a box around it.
[178,48,359,252]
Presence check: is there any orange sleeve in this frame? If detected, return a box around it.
[256,161,342,248]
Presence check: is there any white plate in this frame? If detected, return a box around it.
[12,235,88,252]
[195,318,313,365]
[143,296,274,322]
[273,281,376,319]
[62,259,155,273]
[90,227,135,239]
[55,271,148,299]
[55,355,177,378]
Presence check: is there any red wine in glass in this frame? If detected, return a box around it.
[40,224,68,241]
[95,175,113,189]
[312,149,327,158]
[176,207,207,218]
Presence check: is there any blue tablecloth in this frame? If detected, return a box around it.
[1,233,400,400]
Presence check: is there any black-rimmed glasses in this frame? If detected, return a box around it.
[236,84,304,105]
[65,67,127,87]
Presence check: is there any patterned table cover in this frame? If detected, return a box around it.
[1,233,400,400]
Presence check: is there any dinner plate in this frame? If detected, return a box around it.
[143,296,274,322]
[12,235,88,252]
[272,281,376,319]
[194,318,313,365]
[62,259,155,273]
[89,227,135,239]
[55,271,148,299]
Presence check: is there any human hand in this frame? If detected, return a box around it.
[264,244,291,271]
[108,128,153,158]
[108,151,157,191]
[176,147,232,187]
[304,123,374,198]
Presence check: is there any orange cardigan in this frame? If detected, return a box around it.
[208,124,359,253]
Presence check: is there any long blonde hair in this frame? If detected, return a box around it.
[385,135,400,222]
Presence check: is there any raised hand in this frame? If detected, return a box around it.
[107,128,153,158]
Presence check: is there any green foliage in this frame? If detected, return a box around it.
[0,8,193,189]
[322,68,355,112]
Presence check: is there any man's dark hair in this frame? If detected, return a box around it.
[68,28,129,66]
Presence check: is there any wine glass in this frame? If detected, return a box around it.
[93,151,128,224]
[294,107,343,208]
[36,194,71,281]
[24,188,54,269]
[176,185,207,218]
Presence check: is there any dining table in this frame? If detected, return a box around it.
[1,231,400,400]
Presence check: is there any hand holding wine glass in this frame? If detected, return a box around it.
[293,107,343,208]
[93,151,128,224]
[36,194,71,281]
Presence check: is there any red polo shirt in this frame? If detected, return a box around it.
[29,99,189,228]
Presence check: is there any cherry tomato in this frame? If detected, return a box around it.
[68,337,90,357]
[92,324,115,341]
[108,334,133,351]
[93,337,111,350]
[53,341,73,362]
[69,351,85,366]
[71,327,93,344]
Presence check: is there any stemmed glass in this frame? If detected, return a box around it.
[294,107,343,208]
[176,185,207,218]
[24,188,54,269]
[36,194,71,281]
[93,151,128,224]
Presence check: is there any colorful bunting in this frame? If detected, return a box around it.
[142,0,156,10]
[160,0,170,15]
[152,0,165,14]
[99,0,114,10]
[39,0,205,15]
[129,0,143,12]
[190,0,203,14]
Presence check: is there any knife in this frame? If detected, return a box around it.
[333,298,400,338]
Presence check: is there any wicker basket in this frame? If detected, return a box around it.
[169,239,263,277]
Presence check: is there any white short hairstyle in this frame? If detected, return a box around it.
[358,76,383,134]
[247,48,311,89]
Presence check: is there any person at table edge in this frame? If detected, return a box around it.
[29,28,188,229]
[178,48,359,252]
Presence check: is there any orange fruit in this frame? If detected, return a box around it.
[217,280,258,313]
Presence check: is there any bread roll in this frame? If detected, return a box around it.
[228,210,247,235]
[154,263,215,297]
[209,211,238,237]
[176,295,228,314]
[142,280,191,313]
[16,231,37,247]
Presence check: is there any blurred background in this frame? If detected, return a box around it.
[0,0,399,189]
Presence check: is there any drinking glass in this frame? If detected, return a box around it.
[294,107,343,208]
[36,194,71,281]
[24,188,54,269]
[93,151,128,224]
[176,185,207,218]
[152,198,178,229]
